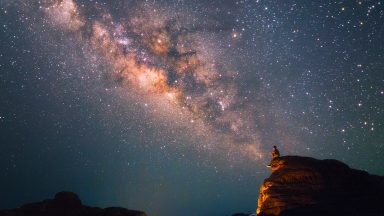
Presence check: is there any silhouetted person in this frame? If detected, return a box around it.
[267,146,280,167]
[271,145,280,159]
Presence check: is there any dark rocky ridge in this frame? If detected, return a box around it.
[256,156,384,216]
[0,191,147,216]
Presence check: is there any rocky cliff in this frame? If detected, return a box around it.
[0,191,147,216]
[256,156,384,216]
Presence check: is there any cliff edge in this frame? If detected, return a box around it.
[257,156,384,216]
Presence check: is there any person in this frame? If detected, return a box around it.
[267,146,280,167]
[271,145,280,159]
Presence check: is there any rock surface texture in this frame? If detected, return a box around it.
[0,191,147,216]
[257,156,384,216]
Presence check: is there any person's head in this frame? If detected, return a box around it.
[273,145,277,149]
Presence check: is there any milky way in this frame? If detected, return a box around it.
[32,0,291,161]
[1,0,383,215]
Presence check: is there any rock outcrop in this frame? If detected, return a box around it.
[257,156,384,216]
[0,191,147,216]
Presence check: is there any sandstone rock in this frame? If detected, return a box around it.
[256,156,384,216]
[0,192,147,216]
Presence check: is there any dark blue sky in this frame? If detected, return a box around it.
[1,0,383,215]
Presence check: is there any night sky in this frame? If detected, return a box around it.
[0,0,383,215]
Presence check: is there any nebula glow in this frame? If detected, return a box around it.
[35,0,272,161]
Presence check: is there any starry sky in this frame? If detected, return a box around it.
[0,0,383,215]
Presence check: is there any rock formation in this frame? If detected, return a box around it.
[257,156,384,216]
[0,191,147,216]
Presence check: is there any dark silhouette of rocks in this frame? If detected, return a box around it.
[257,156,384,216]
[0,191,147,216]
[232,213,253,216]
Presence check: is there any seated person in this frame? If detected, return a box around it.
[267,146,280,167]
[272,145,280,159]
